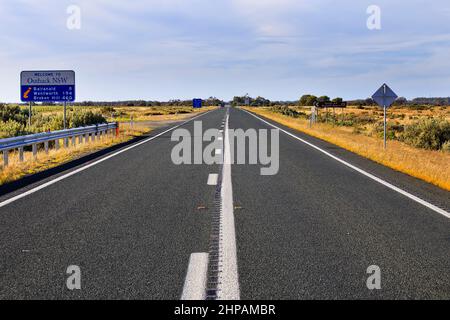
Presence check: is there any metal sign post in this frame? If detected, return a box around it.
[372,83,398,149]
[63,101,67,129]
[383,105,387,149]
[310,106,317,127]
[28,102,32,127]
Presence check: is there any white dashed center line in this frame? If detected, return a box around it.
[216,112,240,300]
[207,174,219,186]
[181,253,209,300]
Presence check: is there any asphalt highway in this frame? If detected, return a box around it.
[0,107,448,299]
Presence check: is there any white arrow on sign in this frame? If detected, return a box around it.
[372,83,398,108]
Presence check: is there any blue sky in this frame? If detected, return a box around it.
[1,0,450,102]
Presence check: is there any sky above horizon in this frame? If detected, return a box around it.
[1,0,450,102]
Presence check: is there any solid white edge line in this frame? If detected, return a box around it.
[242,109,450,219]
[217,112,240,300]
[207,173,219,186]
[181,252,209,300]
[0,110,213,209]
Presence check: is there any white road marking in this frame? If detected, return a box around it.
[181,253,209,300]
[215,149,222,155]
[243,109,450,219]
[217,113,240,300]
[218,136,223,141]
[207,174,219,186]
[0,111,213,209]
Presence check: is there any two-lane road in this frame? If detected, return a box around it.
[0,107,448,299]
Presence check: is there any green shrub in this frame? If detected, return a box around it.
[0,120,27,138]
[371,122,404,140]
[40,114,65,132]
[271,106,306,118]
[0,110,107,139]
[0,104,28,124]
[101,106,115,113]
[407,104,431,111]
[442,141,450,153]
[70,111,107,128]
[399,119,450,150]
[333,113,376,127]
[144,111,164,116]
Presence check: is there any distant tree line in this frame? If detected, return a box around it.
[71,97,224,107]
[347,97,450,107]
[299,95,344,106]
[4,95,450,108]
[231,96,298,107]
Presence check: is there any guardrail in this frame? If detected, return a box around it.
[0,122,119,166]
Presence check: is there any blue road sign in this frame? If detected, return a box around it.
[372,83,398,108]
[20,70,75,102]
[193,98,202,108]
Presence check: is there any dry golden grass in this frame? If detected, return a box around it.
[299,105,449,125]
[244,107,450,191]
[0,124,150,186]
[110,106,216,122]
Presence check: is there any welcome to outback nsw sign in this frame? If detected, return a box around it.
[20,70,75,102]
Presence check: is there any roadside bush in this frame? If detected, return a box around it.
[271,106,306,118]
[399,119,450,150]
[0,120,27,138]
[407,104,431,111]
[371,122,404,140]
[101,106,115,113]
[40,114,65,132]
[442,141,450,153]
[70,111,107,128]
[176,109,192,114]
[333,113,376,127]
[144,111,164,116]
[0,104,28,124]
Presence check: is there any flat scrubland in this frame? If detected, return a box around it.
[0,105,213,185]
[244,105,450,191]
[28,105,215,123]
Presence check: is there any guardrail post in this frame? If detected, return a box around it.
[55,139,60,150]
[19,147,24,162]
[85,134,89,143]
[91,133,95,142]
[72,136,76,146]
[3,150,9,167]
[44,141,49,154]
[78,135,82,144]
[64,138,69,148]
[32,144,37,159]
